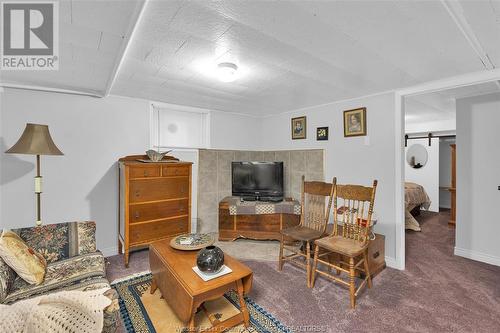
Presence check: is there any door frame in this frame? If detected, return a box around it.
[393,68,500,270]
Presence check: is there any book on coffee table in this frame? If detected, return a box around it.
[192,265,232,281]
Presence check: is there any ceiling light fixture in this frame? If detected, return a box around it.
[217,62,238,82]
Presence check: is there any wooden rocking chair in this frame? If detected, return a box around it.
[311,180,378,308]
[278,176,336,287]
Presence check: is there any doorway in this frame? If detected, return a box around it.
[394,72,500,270]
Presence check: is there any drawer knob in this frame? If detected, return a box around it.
[135,190,140,197]
[144,170,149,176]
[135,212,140,219]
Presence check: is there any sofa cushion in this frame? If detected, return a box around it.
[0,230,47,285]
[13,221,97,264]
[5,251,106,304]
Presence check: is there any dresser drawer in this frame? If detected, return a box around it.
[129,178,189,203]
[129,165,161,178]
[130,199,189,223]
[129,217,188,245]
[162,165,190,177]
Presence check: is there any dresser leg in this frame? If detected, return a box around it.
[124,249,130,268]
[118,239,122,255]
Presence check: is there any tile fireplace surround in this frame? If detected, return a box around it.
[197,149,324,233]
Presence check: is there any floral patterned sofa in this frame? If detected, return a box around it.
[0,221,119,332]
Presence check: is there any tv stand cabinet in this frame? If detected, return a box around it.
[218,196,301,241]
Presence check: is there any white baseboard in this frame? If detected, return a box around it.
[101,246,118,258]
[384,256,399,269]
[454,247,500,267]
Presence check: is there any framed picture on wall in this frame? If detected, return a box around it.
[291,116,306,139]
[343,107,366,137]
[316,127,328,140]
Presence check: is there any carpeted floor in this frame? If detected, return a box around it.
[106,211,500,332]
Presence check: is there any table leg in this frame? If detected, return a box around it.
[236,279,250,327]
[150,277,157,294]
[187,310,197,332]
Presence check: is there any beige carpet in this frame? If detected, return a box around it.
[214,239,280,262]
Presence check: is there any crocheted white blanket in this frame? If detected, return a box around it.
[0,288,112,333]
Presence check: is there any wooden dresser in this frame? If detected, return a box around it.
[118,155,192,267]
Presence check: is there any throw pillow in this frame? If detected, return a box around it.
[0,230,46,285]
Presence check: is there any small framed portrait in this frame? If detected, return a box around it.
[291,116,306,139]
[343,107,366,137]
[316,127,328,141]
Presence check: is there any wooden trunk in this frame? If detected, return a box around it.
[119,156,192,267]
[218,201,300,241]
[325,224,386,278]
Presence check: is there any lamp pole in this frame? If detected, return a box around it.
[36,154,42,225]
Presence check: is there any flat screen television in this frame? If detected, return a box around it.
[232,161,284,201]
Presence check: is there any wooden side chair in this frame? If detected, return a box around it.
[278,176,336,287]
[311,180,378,308]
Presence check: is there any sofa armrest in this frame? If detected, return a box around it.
[0,257,16,303]
[102,288,119,333]
[13,221,97,264]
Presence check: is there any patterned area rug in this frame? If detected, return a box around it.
[112,272,291,333]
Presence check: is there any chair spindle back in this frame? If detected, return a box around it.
[333,180,378,243]
[300,176,336,234]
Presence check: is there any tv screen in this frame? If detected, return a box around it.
[232,162,284,200]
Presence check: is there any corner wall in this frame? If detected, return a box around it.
[456,92,500,266]
[259,92,399,265]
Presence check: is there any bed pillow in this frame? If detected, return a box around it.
[0,230,46,285]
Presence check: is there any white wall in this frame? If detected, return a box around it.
[455,92,500,267]
[210,111,261,150]
[405,138,440,212]
[439,137,455,209]
[259,92,399,265]
[405,118,456,134]
[0,89,150,256]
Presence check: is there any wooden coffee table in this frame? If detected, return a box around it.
[149,240,253,332]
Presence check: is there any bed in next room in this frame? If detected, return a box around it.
[405,182,431,231]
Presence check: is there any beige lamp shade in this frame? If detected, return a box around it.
[5,123,63,155]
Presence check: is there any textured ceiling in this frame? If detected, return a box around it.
[0,0,143,94]
[1,0,499,116]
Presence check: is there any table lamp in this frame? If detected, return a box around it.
[5,123,63,225]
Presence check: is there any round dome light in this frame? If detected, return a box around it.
[217,62,238,82]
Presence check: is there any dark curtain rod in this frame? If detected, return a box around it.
[405,133,456,147]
